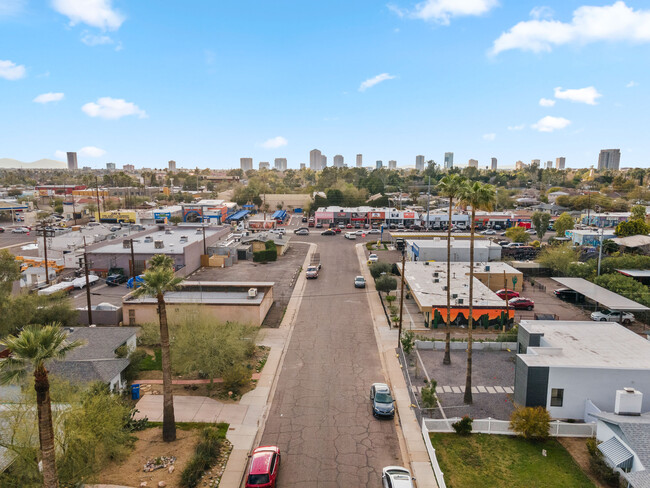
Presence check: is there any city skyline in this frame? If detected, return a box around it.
[1,1,650,168]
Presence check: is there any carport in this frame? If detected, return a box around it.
[551,277,649,313]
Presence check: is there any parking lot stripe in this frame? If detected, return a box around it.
[504,386,514,394]
[477,386,487,393]
[486,386,496,394]
[451,386,461,394]
[443,386,452,393]
[494,386,505,393]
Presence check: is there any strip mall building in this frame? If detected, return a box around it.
[314,207,419,227]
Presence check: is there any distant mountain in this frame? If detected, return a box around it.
[0,158,67,169]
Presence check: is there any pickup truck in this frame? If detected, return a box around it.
[591,309,634,325]
[310,253,321,270]
[306,265,319,279]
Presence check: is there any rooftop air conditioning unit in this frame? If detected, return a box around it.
[457,298,464,304]
[144,236,153,243]
[485,265,490,271]
[196,229,203,234]
[180,236,188,243]
[248,288,258,298]
[165,229,172,235]
[434,278,439,283]
[154,240,164,249]
[122,240,131,249]
[443,286,448,291]
[433,272,439,277]
[424,261,429,266]
[452,293,458,299]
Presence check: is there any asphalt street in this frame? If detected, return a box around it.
[260,221,401,487]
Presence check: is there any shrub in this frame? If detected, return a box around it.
[509,406,551,441]
[496,325,518,342]
[376,275,398,295]
[586,438,621,487]
[180,427,224,488]
[401,330,415,354]
[385,295,396,304]
[222,364,252,393]
[124,348,148,382]
[421,380,438,408]
[369,261,392,279]
[452,416,473,436]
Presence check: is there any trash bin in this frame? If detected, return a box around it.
[131,384,140,400]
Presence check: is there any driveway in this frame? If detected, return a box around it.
[259,233,401,487]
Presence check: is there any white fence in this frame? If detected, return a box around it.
[423,417,596,437]
[421,419,447,488]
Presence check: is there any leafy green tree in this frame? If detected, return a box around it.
[594,273,650,307]
[133,267,183,442]
[0,294,78,338]
[537,243,580,276]
[326,189,344,206]
[421,379,437,408]
[505,226,530,243]
[369,262,392,280]
[0,324,83,488]
[510,406,551,441]
[554,212,574,237]
[631,205,647,221]
[615,219,650,237]
[531,211,551,240]
[458,181,495,404]
[0,249,21,297]
[375,275,397,295]
[436,174,466,366]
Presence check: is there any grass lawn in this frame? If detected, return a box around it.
[430,433,596,488]
[140,348,162,371]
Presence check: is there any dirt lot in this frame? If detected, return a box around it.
[559,437,608,488]
[186,242,309,327]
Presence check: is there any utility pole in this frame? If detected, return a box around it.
[398,248,406,349]
[503,270,509,333]
[95,176,102,223]
[202,225,207,255]
[426,176,431,230]
[36,226,55,285]
[83,237,93,325]
[129,238,136,278]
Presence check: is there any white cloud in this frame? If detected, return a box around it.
[359,73,396,92]
[395,0,499,25]
[0,59,25,80]
[491,1,650,55]
[539,97,556,107]
[261,136,288,149]
[507,124,525,131]
[531,115,571,132]
[0,0,26,17]
[530,6,554,20]
[79,146,106,157]
[482,133,496,141]
[554,86,601,105]
[33,92,64,104]
[82,97,147,119]
[81,31,114,46]
[626,80,638,88]
[52,0,124,31]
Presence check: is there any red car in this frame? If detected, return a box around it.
[496,289,520,300]
[509,297,534,310]
[246,446,281,487]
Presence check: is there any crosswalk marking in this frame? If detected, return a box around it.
[433,385,513,394]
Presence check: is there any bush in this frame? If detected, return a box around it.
[385,295,396,304]
[222,364,252,393]
[124,348,148,382]
[452,416,473,436]
[180,427,224,488]
[496,325,518,342]
[369,261,392,279]
[401,330,415,354]
[421,380,438,408]
[586,438,621,487]
[376,275,398,295]
[509,406,551,441]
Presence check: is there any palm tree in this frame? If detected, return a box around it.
[0,324,83,488]
[458,182,496,404]
[436,174,466,365]
[149,253,175,270]
[133,265,182,442]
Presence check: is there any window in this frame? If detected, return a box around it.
[551,388,564,407]
[128,309,136,326]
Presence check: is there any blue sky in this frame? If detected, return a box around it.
[1,0,649,169]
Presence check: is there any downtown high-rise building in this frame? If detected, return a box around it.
[546,161,553,169]
[531,159,540,168]
[320,154,327,169]
[491,157,497,171]
[333,155,344,168]
[274,158,287,171]
[259,162,270,170]
[168,160,176,171]
[356,154,363,167]
[444,152,454,169]
[66,152,77,170]
[468,159,479,168]
[556,157,566,170]
[515,160,525,170]
[240,157,253,172]
[106,162,116,170]
[309,149,321,171]
[598,149,620,171]
[376,160,383,169]
[123,164,135,171]
[415,155,425,171]
[300,163,306,170]
[388,160,397,170]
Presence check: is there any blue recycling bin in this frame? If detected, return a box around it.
[131,384,140,400]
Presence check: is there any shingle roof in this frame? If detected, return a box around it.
[49,359,130,384]
[63,327,137,361]
[624,470,650,488]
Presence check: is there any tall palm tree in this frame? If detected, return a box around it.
[458,182,496,404]
[149,253,175,270]
[0,324,83,488]
[436,174,466,365]
[133,264,182,442]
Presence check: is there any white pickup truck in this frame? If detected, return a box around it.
[590,309,634,325]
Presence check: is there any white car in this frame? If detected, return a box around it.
[368,229,380,235]
[481,229,496,235]
[344,232,357,240]
[382,466,415,488]
[591,309,634,325]
[11,227,29,233]
[368,254,378,263]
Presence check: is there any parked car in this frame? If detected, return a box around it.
[505,242,526,248]
[509,297,534,310]
[370,383,395,418]
[338,223,345,229]
[364,223,370,229]
[354,230,364,236]
[106,273,128,286]
[496,289,519,300]
[245,446,281,488]
[344,232,357,240]
[346,223,353,229]
[316,222,323,228]
[109,225,122,232]
[302,216,308,222]
[333,227,341,233]
[0,227,4,233]
[368,229,380,235]
[497,240,510,247]
[481,229,497,235]
[368,254,378,263]
[591,309,634,325]
[293,227,309,234]
[382,466,415,488]
[295,229,309,236]
[553,288,584,302]
[354,276,366,288]
[11,227,29,233]
[321,229,335,236]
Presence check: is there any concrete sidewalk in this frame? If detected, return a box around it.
[357,244,438,488]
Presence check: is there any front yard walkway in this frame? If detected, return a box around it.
[135,395,254,425]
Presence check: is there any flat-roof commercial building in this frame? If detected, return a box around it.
[86,226,230,277]
[565,228,617,246]
[400,262,518,328]
[515,321,650,420]
[407,238,502,262]
[580,212,631,228]
[123,282,274,327]
[182,199,237,223]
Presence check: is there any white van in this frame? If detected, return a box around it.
[344,232,357,240]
